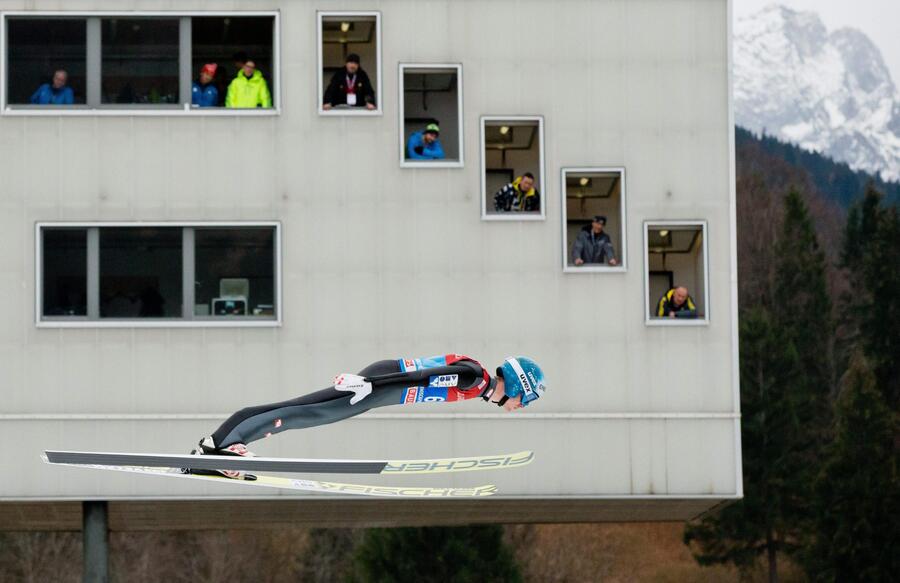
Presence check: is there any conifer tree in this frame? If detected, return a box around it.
[772,188,834,402]
[684,308,804,582]
[801,352,899,582]
[686,190,833,582]
[842,184,900,408]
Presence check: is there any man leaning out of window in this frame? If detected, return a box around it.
[407,123,445,160]
[493,172,540,213]
[572,215,618,266]
[657,286,697,319]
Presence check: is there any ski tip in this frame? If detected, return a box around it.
[39,453,50,464]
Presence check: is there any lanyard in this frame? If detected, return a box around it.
[346,74,357,93]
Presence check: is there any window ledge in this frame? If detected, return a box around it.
[644,319,710,327]
[3,107,281,117]
[318,108,382,117]
[481,214,546,222]
[563,266,627,274]
[400,160,464,169]
[36,319,282,329]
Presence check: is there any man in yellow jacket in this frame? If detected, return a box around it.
[225,60,272,108]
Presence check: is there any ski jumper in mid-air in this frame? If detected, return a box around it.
[192,354,546,478]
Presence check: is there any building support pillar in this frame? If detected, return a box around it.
[82,501,109,583]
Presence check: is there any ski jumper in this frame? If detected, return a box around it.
[211,355,493,447]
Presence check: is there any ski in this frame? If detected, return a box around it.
[43,449,533,475]
[41,457,497,498]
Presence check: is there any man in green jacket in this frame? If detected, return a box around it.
[225,60,272,108]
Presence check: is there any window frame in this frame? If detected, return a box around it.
[35,221,283,328]
[560,166,628,274]
[1,10,282,116]
[480,115,546,221]
[398,62,464,169]
[643,220,710,327]
[316,10,382,117]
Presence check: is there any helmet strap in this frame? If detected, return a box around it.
[496,395,509,407]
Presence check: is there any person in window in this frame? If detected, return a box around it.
[656,286,698,319]
[225,59,272,109]
[406,123,445,160]
[572,215,618,266]
[192,63,219,108]
[322,53,376,110]
[30,69,74,105]
[493,173,540,213]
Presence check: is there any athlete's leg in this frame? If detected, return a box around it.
[210,360,404,447]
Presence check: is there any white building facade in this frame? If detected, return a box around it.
[0,0,741,529]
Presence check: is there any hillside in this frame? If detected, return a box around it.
[736,126,900,209]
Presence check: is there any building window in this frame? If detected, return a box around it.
[2,12,278,114]
[562,168,626,272]
[481,116,545,220]
[6,18,87,106]
[317,11,381,115]
[644,221,709,325]
[399,64,463,167]
[37,223,280,327]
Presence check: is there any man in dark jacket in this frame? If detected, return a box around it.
[493,173,540,212]
[656,286,698,318]
[322,53,376,110]
[572,215,618,266]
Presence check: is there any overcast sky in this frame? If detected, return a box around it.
[734,1,900,86]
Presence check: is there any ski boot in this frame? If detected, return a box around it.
[184,436,257,481]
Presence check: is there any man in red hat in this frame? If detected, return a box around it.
[192,63,219,107]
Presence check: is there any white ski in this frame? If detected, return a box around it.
[42,457,497,498]
[43,449,534,475]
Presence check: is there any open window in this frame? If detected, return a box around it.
[399,64,463,167]
[36,222,281,326]
[2,12,278,114]
[644,221,709,325]
[481,116,545,220]
[562,168,626,272]
[317,11,381,115]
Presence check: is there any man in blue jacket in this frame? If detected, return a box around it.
[406,123,445,160]
[191,63,219,107]
[30,70,74,105]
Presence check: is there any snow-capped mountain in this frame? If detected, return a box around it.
[734,4,900,181]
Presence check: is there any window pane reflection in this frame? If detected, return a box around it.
[99,228,182,318]
[43,229,87,316]
[194,228,275,317]
[102,18,179,104]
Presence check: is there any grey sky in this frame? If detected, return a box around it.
[734,1,900,86]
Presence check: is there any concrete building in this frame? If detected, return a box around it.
[0,0,741,534]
